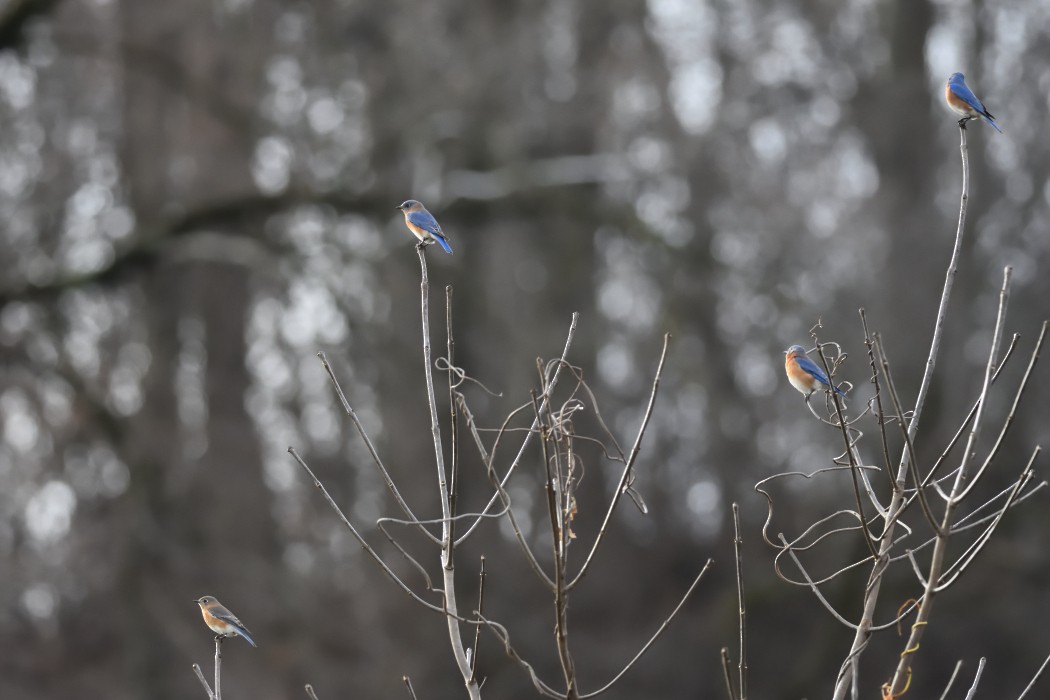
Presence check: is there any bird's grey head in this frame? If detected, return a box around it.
[784,344,807,356]
[948,72,965,83]
[397,199,421,211]
[195,596,216,605]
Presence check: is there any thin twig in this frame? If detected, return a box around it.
[288,447,447,615]
[455,313,580,544]
[813,341,880,559]
[1017,647,1050,699]
[860,309,897,498]
[447,286,461,547]
[963,657,986,700]
[957,321,1048,502]
[403,675,419,700]
[317,351,438,544]
[732,504,748,700]
[919,334,1020,489]
[470,556,487,684]
[191,663,216,700]
[305,683,320,700]
[937,660,963,700]
[531,388,578,698]
[874,336,942,536]
[579,559,713,698]
[569,333,670,590]
[720,648,737,700]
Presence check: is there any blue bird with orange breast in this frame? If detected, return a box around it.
[397,199,453,254]
[784,344,846,398]
[195,595,257,647]
[945,73,1002,133]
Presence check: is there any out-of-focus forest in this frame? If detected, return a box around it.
[1,0,1048,698]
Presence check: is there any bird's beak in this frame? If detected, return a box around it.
[395,205,403,210]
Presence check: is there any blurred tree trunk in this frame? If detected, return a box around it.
[111,0,279,696]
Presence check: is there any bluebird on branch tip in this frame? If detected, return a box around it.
[945,73,1002,133]
[397,199,453,254]
[194,595,257,647]
[784,344,847,398]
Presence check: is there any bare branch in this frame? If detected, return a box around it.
[963,657,986,700]
[470,556,487,684]
[456,313,580,544]
[956,321,1048,502]
[403,676,419,700]
[886,267,1013,697]
[414,246,480,699]
[720,648,737,700]
[732,504,748,700]
[317,351,439,544]
[191,663,216,700]
[287,447,447,615]
[1017,648,1050,699]
[579,559,713,698]
[937,660,963,700]
[831,122,973,700]
[569,333,669,590]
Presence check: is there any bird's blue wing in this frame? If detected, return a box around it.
[407,210,442,236]
[794,356,831,385]
[950,80,986,114]
[217,613,257,647]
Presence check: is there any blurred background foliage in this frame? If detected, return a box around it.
[0,0,1048,698]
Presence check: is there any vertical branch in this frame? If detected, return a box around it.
[720,648,737,700]
[403,676,420,700]
[214,637,223,700]
[831,120,972,700]
[909,123,969,440]
[886,267,1012,697]
[415,248,480,700]
[732,503,748,700]
[963,657,986,700]
[532,390,578,698]
[470,556,487,684]
[456,314,580,545]
[447,286,460,545]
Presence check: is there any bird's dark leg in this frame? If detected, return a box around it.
[415,240,426,250]
[958,117,969,130]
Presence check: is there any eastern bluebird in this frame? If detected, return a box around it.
[195,595,257,647]
[784,344,846,398]
[396,199,453,254]
[945,73,1002,133]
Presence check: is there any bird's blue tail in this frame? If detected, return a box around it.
[833,385,847,398]
[434,234,453,254]
[984,114,1003,133]
[234,625,257,647]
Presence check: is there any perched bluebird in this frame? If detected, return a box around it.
[945,73,1002,133]
[194,595,257,647]
[784,344,846,398]
[396,200,453,254]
